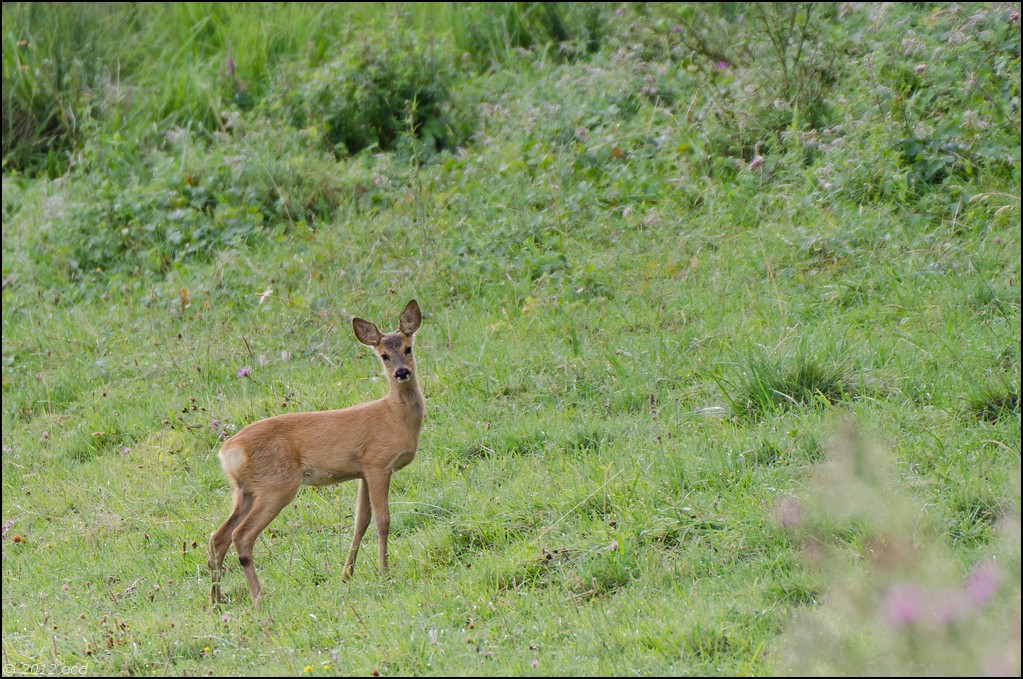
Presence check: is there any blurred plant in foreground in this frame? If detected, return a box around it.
[775,419,1021,676]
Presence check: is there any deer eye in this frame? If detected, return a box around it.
[405,347,412,355]
[381,353,390,361]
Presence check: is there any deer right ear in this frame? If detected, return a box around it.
[399,299,422,336]
[352,318,382,346]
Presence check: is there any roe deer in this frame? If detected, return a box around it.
[208,299,424,605]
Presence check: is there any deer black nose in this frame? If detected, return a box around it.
[395,367,411,381]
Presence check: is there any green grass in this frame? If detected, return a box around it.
[2,2,1021,676]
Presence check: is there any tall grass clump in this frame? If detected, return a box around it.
[449,2,612,68]
[969,382,1021,423]
[2,3,146,174]
[6,4,482,280]
[775,421,1021,676]
[714,342,856,419]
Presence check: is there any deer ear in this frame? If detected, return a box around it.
[352,317,382,346]
[399,299,421,336]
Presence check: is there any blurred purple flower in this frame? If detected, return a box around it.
[1,519,13,541]
[210,418,221,429]
[227,54,236,78]
[714,60,729,71]
[964,561,1002,606]
[882,583,924,628]
[615,8,624,17]
[236,366,252,378]
[672,24,682,34]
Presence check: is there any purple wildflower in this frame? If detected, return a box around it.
[672,24,682,34]
[882,583,925,628]
[714,60,729,71]
[2,519,13,541]
[227,54,236,78]
[236,366,252,378]
[964,561,1002,606]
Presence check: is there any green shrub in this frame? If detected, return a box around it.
[880,5,1021,192]
[32,120,350,278]
[52,154,264,276]
[667,2,843,161]
[280,34,477,159]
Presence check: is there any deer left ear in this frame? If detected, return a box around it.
[399,299,421,336]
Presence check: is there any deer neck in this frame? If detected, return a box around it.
[386,379,425,427]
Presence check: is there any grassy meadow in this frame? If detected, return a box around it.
[2,2,1020,676]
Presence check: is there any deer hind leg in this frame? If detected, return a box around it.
[209,487,254,604]
[230,482,300,606]
[342,478,372,581]
[364,468,393,578]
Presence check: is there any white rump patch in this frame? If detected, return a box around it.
[218,445,246,478]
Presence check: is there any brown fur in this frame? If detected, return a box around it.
[208,300,424,605]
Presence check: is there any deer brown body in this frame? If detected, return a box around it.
[208,300,424,605]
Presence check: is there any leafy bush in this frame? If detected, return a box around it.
[45,153,264,277]
[280,35,477,159]
[30,119,353,278]
[1,3,440,175]
[666,2,843,161]
[874,4,1021,191]
[797,4,1020,208]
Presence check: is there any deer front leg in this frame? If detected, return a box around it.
[342,478,372,581]
[364,468,393,578]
